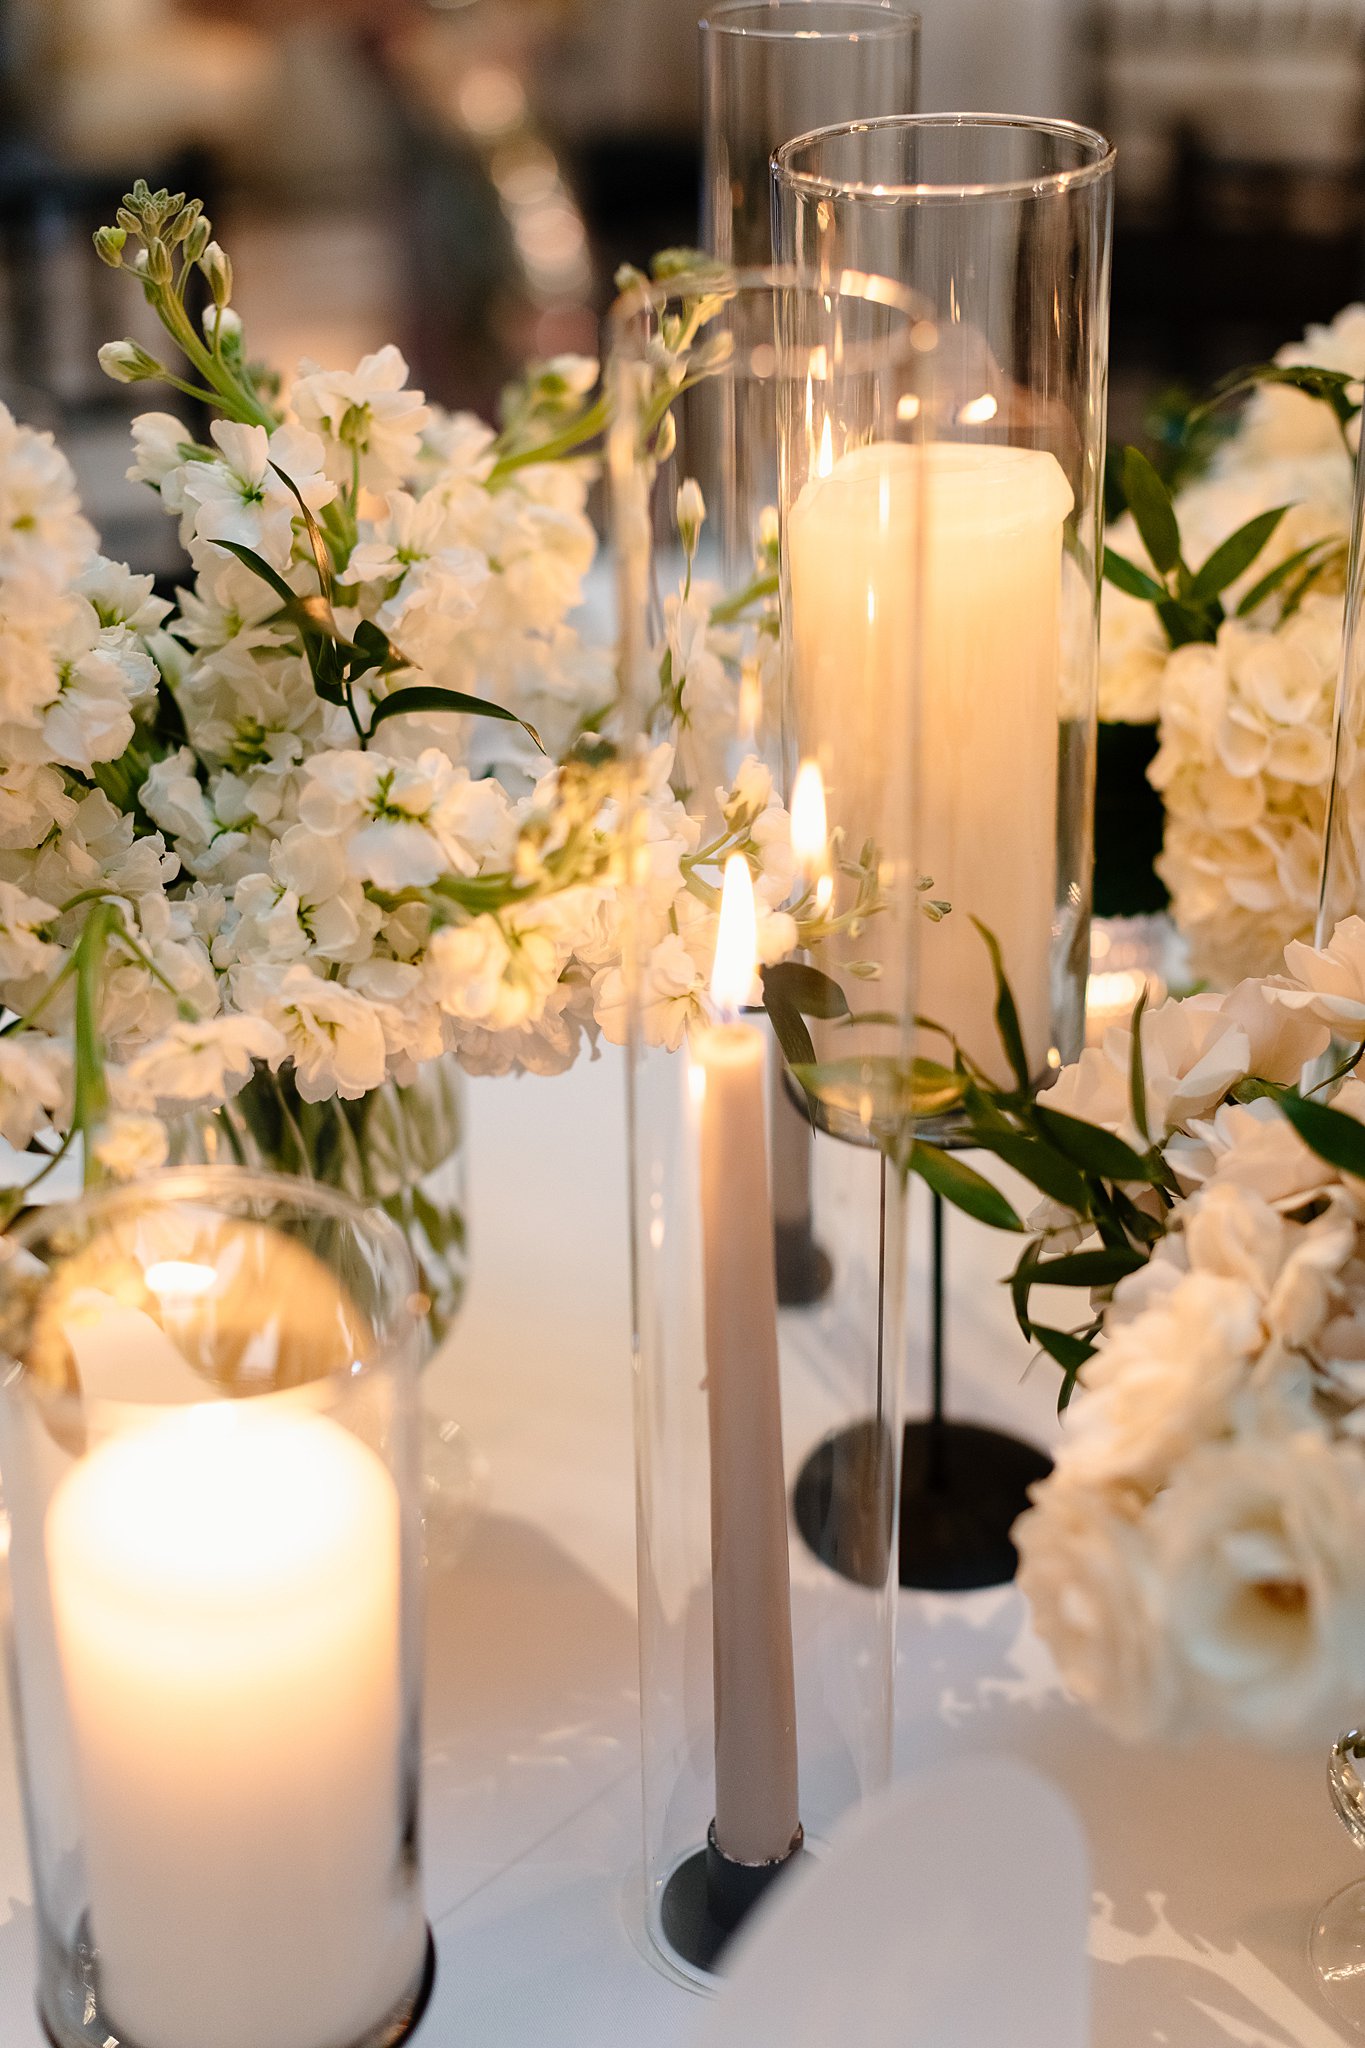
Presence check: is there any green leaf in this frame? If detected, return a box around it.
[1276,1090,1365,1179]
[1027,1244,1148,1288]
[1010,1239,1042,1340]
[1128,986,1150,1143]
[967,1127,1091,1212]
[1185,506,1289,605]
[1236,539,1341,617]
[348,618,406,676]
[1031,1323,1097,1411]
[1156,596,1217,648]
[1032,1104,1165,1184]
[1102,547,1166,604]
[766,1000,817,1071]
[1191,361,1359,433]
[970,918,1030,1092]
[212,538,298,607]
[368,685,545,754]
[908,1143,1024,1233]
[1121,445,1182,576]
[760,961,850,1020]
[270,462,335,596]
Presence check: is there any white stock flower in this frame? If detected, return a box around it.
[242,962,389,1102]
[92,1113,169,1179]
[1151,1436,1365,1739]
[0,878,61,989]
[594,931,702,1052]
[1168,1096,1338,1213]
[177,420,335,572]
[0,1035,67,1146]
[0,406,96,584]
[127,411,190,488]
[121,1014,285,1109]
[291,346,430,494]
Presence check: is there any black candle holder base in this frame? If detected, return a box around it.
[899,1418,1053,1591]
[657,1823,804,1977]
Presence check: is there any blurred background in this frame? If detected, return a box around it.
[3,0,1363,576]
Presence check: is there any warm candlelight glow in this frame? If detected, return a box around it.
[143,1259,217,1300]
[711,854,758,1019]
[790,758,833,912]
[815,415,834,478]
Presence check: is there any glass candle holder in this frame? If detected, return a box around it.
[1317,438,1365,944]
[0,1168,431,2048]
[699,2,920,265]
[774,113,1115,1098]
[608,265,926,1986]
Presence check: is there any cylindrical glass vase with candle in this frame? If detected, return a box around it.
[699,1,920,265]
[774,113,1115,1589]
[699,0,920,1310]
[609,264,927,1987]
[0,1168,431,2048]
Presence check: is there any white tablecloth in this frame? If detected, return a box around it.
[0,1048,1359,2045]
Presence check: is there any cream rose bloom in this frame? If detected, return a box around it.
[1151,1436,1365,1739]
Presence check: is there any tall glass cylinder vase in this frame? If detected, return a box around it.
[774,113,1115,1589]
[699,2,920,264]
[609,265,927,1987]
[1317,438,1365,944]
[0,1169,431,2048]
[775,113,1115,1089]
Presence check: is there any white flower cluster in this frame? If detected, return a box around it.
[1098,304,1364,985]
[1017,915,1365,1743]
[0,327,801,1175]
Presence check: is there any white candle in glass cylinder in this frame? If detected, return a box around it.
[693,856,801,1868]
[45,1400,425,2048]
[788,441,1075,1084]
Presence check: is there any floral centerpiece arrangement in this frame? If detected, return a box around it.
[1100,307,1363,983]
[0,188,818,1308]
[923,908,1365,1744]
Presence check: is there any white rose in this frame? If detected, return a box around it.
[1151,1436,1365,1739]
[1014,1475,1179,1740]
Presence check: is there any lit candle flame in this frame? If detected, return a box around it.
[791,758,833,912]
[815,415,834,478]
[959,392,998,426]
[144,1260,217,1300]
[711,855,758,1020]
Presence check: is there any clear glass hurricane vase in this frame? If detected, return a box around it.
[0,1169,430,2048]
[610,264,927,1987]
[699,1,920,265]
[774,112,1116,1093]
[170,1059,480,1560]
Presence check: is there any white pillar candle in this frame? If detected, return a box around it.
[694,858,801,1868]
[788,441,1075,1084]
[45,1400,425,2048]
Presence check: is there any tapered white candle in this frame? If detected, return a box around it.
[45,1399,425,2048]
[788,441,1075,1084]
[694,856,801,1867]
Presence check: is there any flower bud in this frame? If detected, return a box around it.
[145,236,173,286]
[183,215,210,263]
[199,240,233,308]
[202,304,244,350]
[676,479,705,553]
[97,339,162,385]
[92,226,127,268]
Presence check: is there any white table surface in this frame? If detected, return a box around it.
[0,1046,1360,2046]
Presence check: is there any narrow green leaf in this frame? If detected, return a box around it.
[368,685,545,754]
[1156,596,1217,648]
[909,1143,1025,1233]
[1032,1104,1164,1184]
[1185,506,1289,605]
[1121,445,1182,576]
[1031,1323,1097,1411]
[967,1127,1091,1213]
[270,462,335,597]
[1103,546,1167,605]
[1276,1090,1365,1179]
[1190,361,1358,432]
[970,919,1030,1092]
[1128,986,1150,1144]
[1027,1245,1148,1288]
[1236,539,1340,617]
[766,1000,816,1071]
[1010,1240,1041,1341]
[761,961,850,1020]
[212,538,297,607]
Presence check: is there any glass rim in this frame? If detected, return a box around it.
[0,1163,425,1393]
[607,260,925,356]
[773,111,1117,201]
[699,0,921,41]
